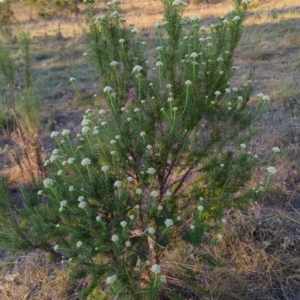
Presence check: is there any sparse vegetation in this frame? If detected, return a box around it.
[0,0,15,27]
[0,0,299,299]
[0,28,43,185]
[22,0,79,19]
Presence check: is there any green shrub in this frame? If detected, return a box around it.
[0,29,43,184]
[0,0,276,298]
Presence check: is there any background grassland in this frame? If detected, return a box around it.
[0,0,300,299]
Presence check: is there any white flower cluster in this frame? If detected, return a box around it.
[68,157,75,164]
[131,28,140,34]
[197,205,204,211]
[81,126,90,134]
[103,86,112,93]
[111,234,119,242]
[127,176,134,182]
[78,201,87,209]
[101,165,109,172]
[50,154,58,162]
[81,118,91,126]
[59,200,67,212]
[132,65,143,73]
[151,190,159,198]
[50,131,59,138]
[151,264,161,274]
[110,60,118,67]
[266,166,277,175]
[43,178,53,188]
[106,275,117,285]
[62,129,70,136]
[148,227,155,234]
[106,0,120,6]
[172,0,188,6]
[81,158,91,166]
[120,221,127,227]
[156,61,163,67]
[114,180,122,188]
[256,93,270,101]
[146,167,156,175]
[164,219,174,227]
[232,16,241,21]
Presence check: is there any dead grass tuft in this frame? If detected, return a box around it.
[0,250,79,300]
[201,204,300,299]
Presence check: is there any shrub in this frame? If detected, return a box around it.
[22,0,79,19]
[0,29,43,184]
[0,0,15,27]
[0,0,275,298]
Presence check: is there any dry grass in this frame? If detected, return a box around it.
[1,0,300,298]
[0,250,78,300]
[207,204,300,299]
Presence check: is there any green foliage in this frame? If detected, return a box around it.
[0,29,43,183]
[18,30,34,89]
[16,31,41,141]
[0,101,14,131]
[0,29,16,95]
[0,177,63,257]
[0,177,34,252]
[0,0,275,299]
[16,88,41,141]
[86,1,140,101]
[0,28,17,127]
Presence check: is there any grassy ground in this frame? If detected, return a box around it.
[0,0,300,299]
